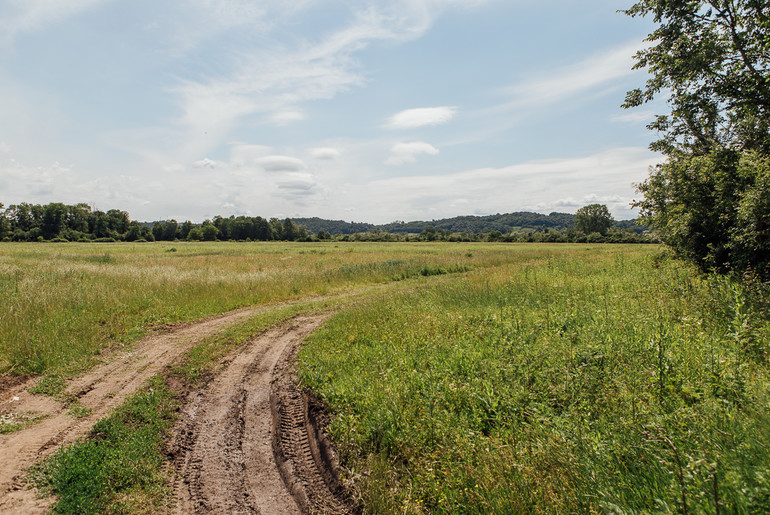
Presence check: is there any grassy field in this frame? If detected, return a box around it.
[0,241,495,375]
[3,242,768,513]
[299,245,770,513]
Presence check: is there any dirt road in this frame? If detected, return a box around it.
[170,313,351,514]
[0,307,352,514]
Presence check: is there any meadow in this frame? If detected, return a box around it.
[2,241,768,513]
[0,241,487,375]
[300,246,770,513]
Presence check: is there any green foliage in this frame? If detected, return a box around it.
[31,378,177,514]
[625,0,770,279]
[0,242,501,375]
[636,148,770,278]
[575,203,614,236]
[200,223,219,241]
[300,247,770,512]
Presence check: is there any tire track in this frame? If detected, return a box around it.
[171,313,352,514]
[0,305,269,514]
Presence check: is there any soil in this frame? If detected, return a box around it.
[0,306,353,514]
[170,313,354,514]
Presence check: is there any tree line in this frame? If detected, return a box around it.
[0,201,652,244]
[0,203,311,242]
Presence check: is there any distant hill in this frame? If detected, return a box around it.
[294,212,647,235]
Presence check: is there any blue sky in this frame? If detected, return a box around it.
[0,0,663,223]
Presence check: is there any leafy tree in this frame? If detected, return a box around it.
[201,223,219,241]
[41,203,67,239]
[0,203,8,239]
[254,217,272,241]
[269,218,284,240]
[179,220,194,240]
[187,227,203,241]
[575,204,614,236]
[106,209,130,235]
[625,0,770,279]
[421,225,438,241]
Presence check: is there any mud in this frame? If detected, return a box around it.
[170,313,354,514]
[0,306,267,514]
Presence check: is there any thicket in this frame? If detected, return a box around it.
[625,0,770,280]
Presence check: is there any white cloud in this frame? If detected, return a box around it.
[309,147,341,160]
[271,109,305,125]
[385,141,439,165]
[192,158,220,169]
[500,41,646,110]
[611,110,655,124]
[229,144,271,165]
[163,163,185,173]
[385,106,457,129]
[256,155,307,172]
[0,0,108,43]
[347,147,661,222]
[276,172,318,196]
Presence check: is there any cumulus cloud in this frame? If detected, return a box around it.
[385,141,439,165]
[309,147,341,160]
[256,155,307,172]
[385,106,457,129]
[192,158,220,169]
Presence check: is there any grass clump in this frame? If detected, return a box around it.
[28,375,66,397]
[31,377,177,514]
[299,247,770,513]
[0,411,47,434]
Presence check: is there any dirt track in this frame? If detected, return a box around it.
[0,307,352,514]
[170,313,352,514]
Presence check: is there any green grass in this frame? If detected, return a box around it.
[30,376,177,514]
[28,293,366,514]
[0,241,497,376]
[299,246,770,513]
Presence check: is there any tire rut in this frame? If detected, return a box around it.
[171,313,352,514]
[0,305,268,514]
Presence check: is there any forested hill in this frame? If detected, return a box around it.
[294,212,644,235]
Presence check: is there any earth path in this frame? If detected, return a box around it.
[0,291,353,514]
[170,313,351,514]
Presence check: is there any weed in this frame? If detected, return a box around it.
[300,247,770,512]
[28,375,66,397]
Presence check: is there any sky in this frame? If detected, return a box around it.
[0,0,664,224]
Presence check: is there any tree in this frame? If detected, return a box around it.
[575,204,614,235]
[0,203,8,240]
[625,0,770,279]
[201,223,219,241]
[41,203,67,239]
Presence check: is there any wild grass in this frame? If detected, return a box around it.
[30,299,335,514]
[299,246,770,513]
[0,241,498,375]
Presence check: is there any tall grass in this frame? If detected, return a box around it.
[299,246,770,513]
[0,241,510,375]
